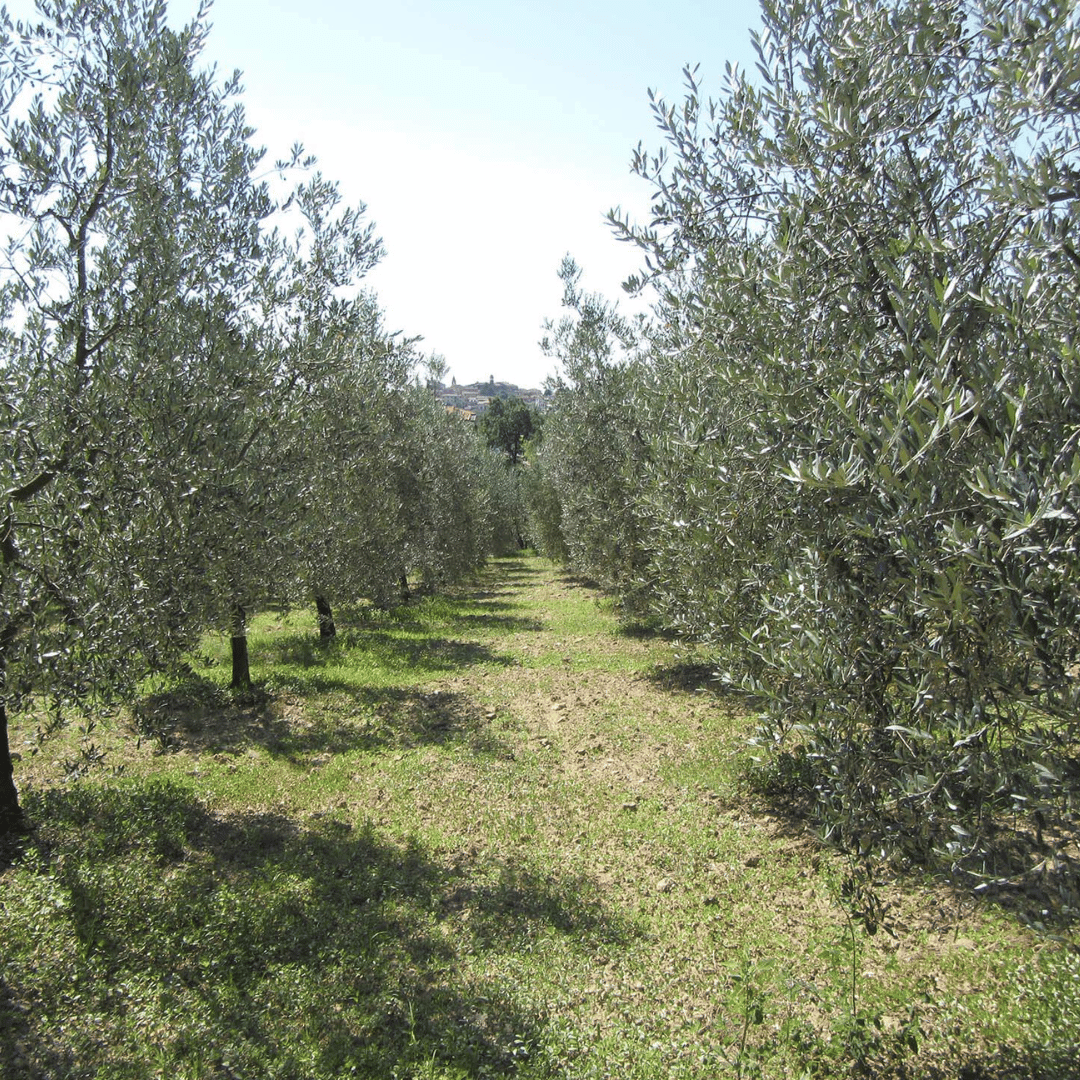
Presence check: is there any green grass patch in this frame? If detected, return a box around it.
[3,556,1078,1078]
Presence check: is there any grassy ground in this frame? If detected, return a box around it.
[2,555,1078,1079]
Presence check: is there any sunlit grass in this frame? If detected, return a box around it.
[2,555,1078,1079]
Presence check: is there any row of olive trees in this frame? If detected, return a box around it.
[479,394,546,550]
[0,0,504,830]
[529,0,1080,869]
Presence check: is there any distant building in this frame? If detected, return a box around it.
[434,379,546,414]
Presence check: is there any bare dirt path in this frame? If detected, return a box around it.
[435,564,725,794]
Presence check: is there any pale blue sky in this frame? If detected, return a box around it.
[18,0,767,386]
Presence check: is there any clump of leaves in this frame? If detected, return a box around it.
[743,744,815,801]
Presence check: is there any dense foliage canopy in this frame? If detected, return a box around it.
[0,0,510,829]
[529,0,1080,873]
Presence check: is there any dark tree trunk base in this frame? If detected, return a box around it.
[315,596,336,639]
[0,701,22,837]
[230,636,250,688]
[0,802,27,841]
[230,604,251,689]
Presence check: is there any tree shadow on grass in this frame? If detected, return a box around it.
[343,596,533,628]
[944,819,1080,933]
[740,749,1080,934]
[272,686,518,761]
[443,612,547,633]
[132,593,542,763]
[558,573,600,591]
[952,1041,1080,1080]
[0,970,59,1080]
[449,592,516,606]
[5,779,634,1079]
[617,620,680,642]
[490,558,543,579]
[263,629,517,675]
[133,678,517,762]
[645,660,722,692]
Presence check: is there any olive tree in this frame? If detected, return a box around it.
[612,0,1080,863]
[479,396,542,467]
[0,0,301,827]
[290,297,421,634]
[397,384,500,589]
[530,258,652,611]
[180,172,386,681]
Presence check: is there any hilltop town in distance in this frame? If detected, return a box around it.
[435,378,550,418]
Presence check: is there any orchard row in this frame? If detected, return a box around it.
[0,1,523,826]
[526,0,1080,872]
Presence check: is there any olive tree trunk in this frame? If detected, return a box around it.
[315,595,336,639]
[230,604,251,689]
[0,647,23,833]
